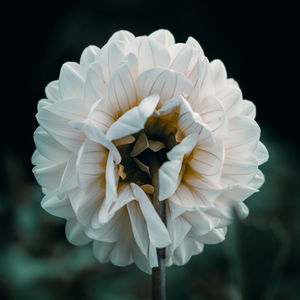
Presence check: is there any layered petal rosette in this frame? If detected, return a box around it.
[33,29,268,273]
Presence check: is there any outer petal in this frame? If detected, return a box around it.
[105,94,159,141]
[59,62,85,100]
[65,218,91,246]
[135,68,193,104]
[128,36,171,73]
[149,29,175,47]
[41,192,75,219]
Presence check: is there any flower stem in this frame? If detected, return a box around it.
[150,155,166,300]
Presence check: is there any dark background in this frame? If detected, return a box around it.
[1,1,299,299]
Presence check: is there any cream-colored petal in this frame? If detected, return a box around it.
[195,227,227,244]
[76,139,107,191]
[59,62,85,100]
[59,154,78,193]
[149,29,175,47]
[135,68,193,104]
[254,141,269,165]
[93,240,115,263]
[33,127,69,162]
[222,157,258,185]
[103,62,138,117]
[108,30,135,44]
[106,94,159,141]
[131,183,171,248]
[36,109,84,152]
[41,192,75,219]
[45,80,61,102]
[225,116,260,160]
[128,36,171,73]
[80,45,100,71]
[65,218,91,246]
[82,121,121,163]
[42,98,88,120]
[127,201,149,255]
[242,99,256,118]
[172,236,204,266]
[209,59,227,88]
[167,209,191,252]
[189,138,224,176]
[217,84,243,118]
[84,62,106,105]
[96,40,126,83]
[33,161,65,191]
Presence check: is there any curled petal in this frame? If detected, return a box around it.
[41,192,75,219]
[59,62,85,100]
[106,94,159,141]
[149,29,175,47]
[80,45,100,71]
[65,218,91,246]
[135,68,193,104]
[128,36,171,73]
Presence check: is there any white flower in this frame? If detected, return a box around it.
[33,29,268,273]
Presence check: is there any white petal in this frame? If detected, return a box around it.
[41,192,74,219]
[248,169,265,189]
[82,121,121,163]
[254,141,269,165]
[43,98,88,120]
[198,96,227,138]
[185,209,219,237]
[242,100,256,118]
[106,94,159,141]
[172,237,203,265]
[93,240,115,263]
[131,183,171,248]
[128,36,171,73]
[80,45,100,70]
[96,40,126,83]
[33,161,65,191]
[149,29,175,47]
[108,30,135,44]
[225,116,260,160]
[189,138,224,176]
[65,218,91,246]
[45,80,61,102]
[167,211,191,252]
[222,157,258,185]
[209,59,227,88]
[33,127,69,162]
[169,43,201,78]
[135,68,193,104]
[59,62,85,99]
[76,139,107,190]
[103,63,138,117]
[159,159,182,201]
[127,201,149,255]
[195,227,227,244]
[217,84,243,118]
[84,62,106,105]
[59,154,78,193]
[36,109,84,152]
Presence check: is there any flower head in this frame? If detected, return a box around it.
[33,29,268,273]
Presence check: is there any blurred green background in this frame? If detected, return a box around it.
[1,0,299,299]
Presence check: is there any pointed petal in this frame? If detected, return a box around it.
[45,80,61,102]
[59,62,85,99]
[41,192,75,219]
[106,94,159,141]
[131,183,171,248]
[65,218,91,246]
[135,68,193,104]
[149,29,175,47]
